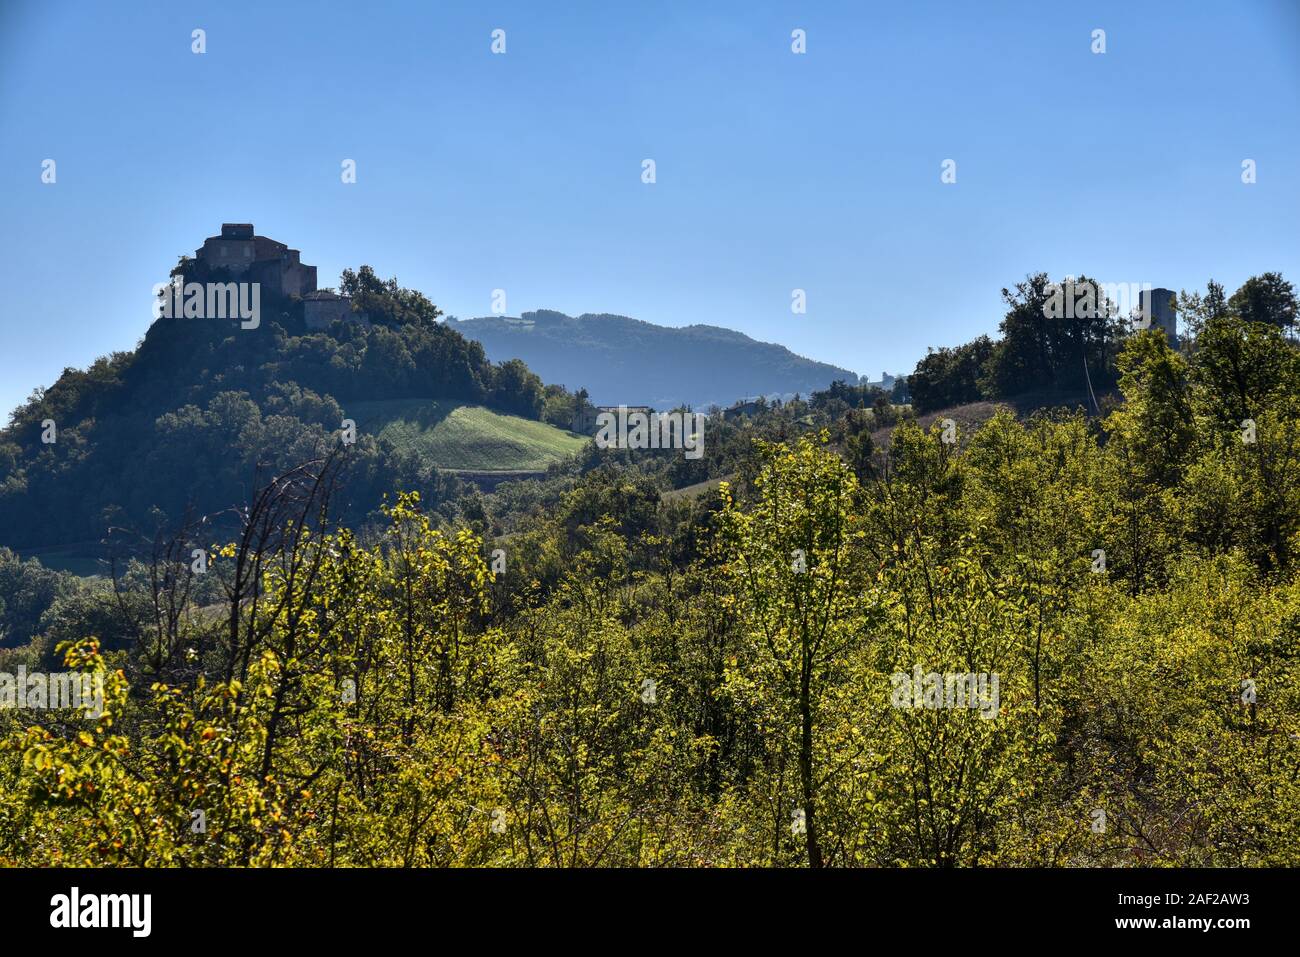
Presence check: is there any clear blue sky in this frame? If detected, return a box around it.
[2,0,1298,418]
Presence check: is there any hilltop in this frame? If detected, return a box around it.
[0,227,587,555]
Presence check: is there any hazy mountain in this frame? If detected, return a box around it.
[447,311,860,408]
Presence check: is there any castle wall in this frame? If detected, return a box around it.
[285,263,317,298]
[304,296,369,330]
[197,238,256,274]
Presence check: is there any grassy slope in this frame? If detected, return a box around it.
[347,398,588,471]
[661,475,733,503]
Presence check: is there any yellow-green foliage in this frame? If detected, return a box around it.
[2,320,1298,866]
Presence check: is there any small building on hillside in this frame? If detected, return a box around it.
[572,404,655,433]
[722,399,765,420]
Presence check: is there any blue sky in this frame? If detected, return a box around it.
[2,0,1298,418]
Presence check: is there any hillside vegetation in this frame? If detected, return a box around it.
[2,307,1299,867]
[0,265,563,551]
[348,399,588,471]
[907,272,1296,413]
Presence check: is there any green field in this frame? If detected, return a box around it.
[347,398,588,471]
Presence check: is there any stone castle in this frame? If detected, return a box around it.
[194,224,367,330]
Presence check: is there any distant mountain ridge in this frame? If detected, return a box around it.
[447,310,859,408]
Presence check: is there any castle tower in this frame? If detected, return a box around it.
[1138,288,1178,348]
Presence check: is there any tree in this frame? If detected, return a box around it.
[1102,330,1194,592]
[907,337,993,413]
[1229,272,1297,331]
[489,359,545,418]
[1177,279,1229,345]
[981,274,1123,400]
[721,436,868,866]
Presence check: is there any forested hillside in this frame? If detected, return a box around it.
[448,310,859,408]
[3,307,1298,867]
[0,266,571,551]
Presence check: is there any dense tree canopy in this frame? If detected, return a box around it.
[3,303,1298,867]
